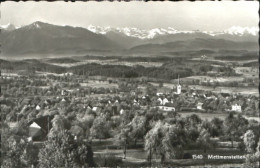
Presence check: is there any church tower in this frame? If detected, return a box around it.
[177,75,181,94]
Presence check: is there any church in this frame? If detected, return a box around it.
[174,75,182,95]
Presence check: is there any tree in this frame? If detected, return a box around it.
[115,126,132,159]
[223,113,248,148]
[38,130,95,167]
[129,115,147,146]
[244,135,260,167]
[48,115,71,137]
[184,114,202,142]
[90,114,110,141]
[1,135,27,168]
[52,115,71,131]
[21,142,39,167]
[196,128,214,161]
[144,121,185,164]
[243,130,256,153]
[1,123,31,168]
[209,117,223,137]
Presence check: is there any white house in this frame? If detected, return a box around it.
[162,98,169,105]
[28,122,41,141]
[157,98,163,105]
[157,106,175,112]
[156,92,164,96]
[231,104,242,112]
[36,105,41,110]
[120,109,124,115]
[197,102,203,110]
[133,99,140,106]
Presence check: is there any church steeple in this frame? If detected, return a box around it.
[178,74,180,85]
[177,74,181,94]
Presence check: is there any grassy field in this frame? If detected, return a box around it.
[92,138,246,167]
[80,80,118,88]
[47,59,163,68]
[149,81,259,96]
[179,112,229,121]
[179,112,259,122]
[184,76,245,83]
[234,67,259,78]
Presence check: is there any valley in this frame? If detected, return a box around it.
[1,21,259,168]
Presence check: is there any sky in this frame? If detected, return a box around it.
[1,1,259,31]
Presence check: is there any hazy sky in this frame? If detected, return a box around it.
[1,1,259,31]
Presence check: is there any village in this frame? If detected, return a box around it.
[1,69,259,167]
[1,1,259,167]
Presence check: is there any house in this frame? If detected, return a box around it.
[231,104,242,112]
[44,99,51,105]
[197,102,203,110]
[28,115,54,141]
[156,92,164,96]
[87,104,93,109]
[157,105,175,112]
[61,90,68,96]
[120,109,125,115]
[162,98,169,105]
[92,107,98,111]
[157,98,163,105]
[36,105,41,111]
[133,99,140,106]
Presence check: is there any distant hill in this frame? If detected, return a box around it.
[105,31,144,49]
[1,21,122,56]
[129,38,258,53]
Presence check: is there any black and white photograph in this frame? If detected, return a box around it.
[0,1,259,167]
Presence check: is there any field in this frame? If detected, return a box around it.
[234,67,259,78]
[149,81,259,96]
[47,59,163,68]
[184,76,245,83]
[91,138,246,167]
[80,80,118,89]
[179,112,259,122]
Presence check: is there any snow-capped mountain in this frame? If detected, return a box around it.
[87,25,197,39]
[0,23,20,31]
[1,21,258,56]
[224,26,258,36]
[87,25,258,39]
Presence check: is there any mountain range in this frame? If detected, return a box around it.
[87,25,258,39]
[0,21,258,57]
